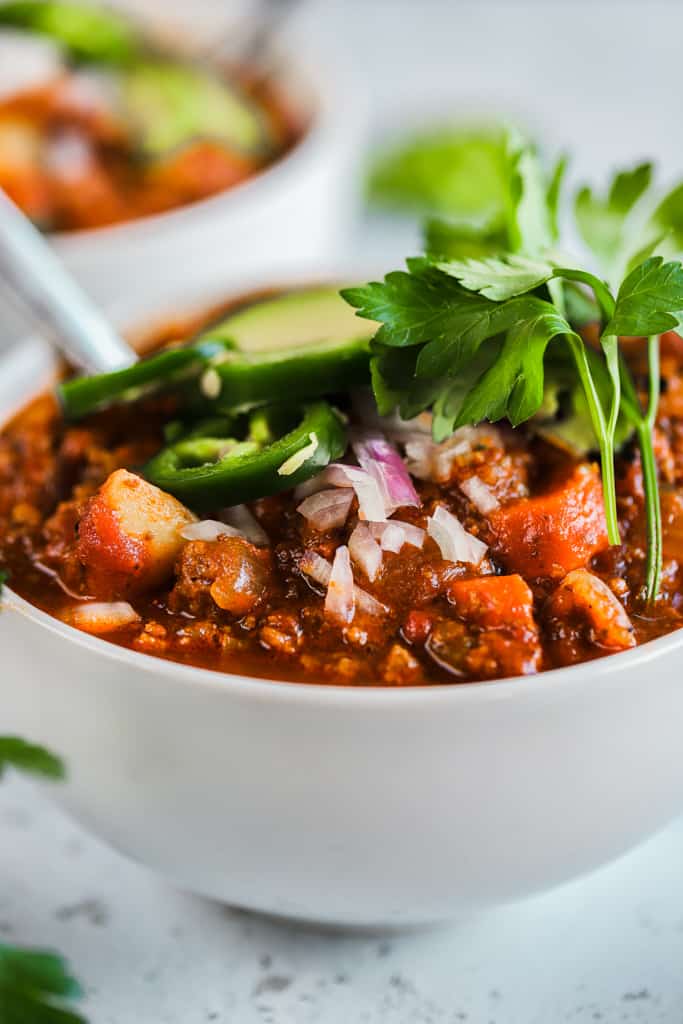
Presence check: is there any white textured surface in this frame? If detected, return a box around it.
[5,0,683,1020]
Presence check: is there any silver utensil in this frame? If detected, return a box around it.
[0,189,137,374]
[206,0,302,83]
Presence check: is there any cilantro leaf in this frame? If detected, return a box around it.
[415,292,552,379]
[424,217,507,260]
[605,256,683,336]
[367,124,509,223]
[455,309,571,428]
[0,944,87,1023]
[342,268,499,360]
[0,737,65,780]
[575,162,653,272]
[546,153,569,242]
[434,253,554,300]
[506,137,554,256]
[649,181,683,251]
[0,568,7,593]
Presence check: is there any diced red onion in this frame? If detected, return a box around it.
[380,522,405,553]
[325,545,355,624]
[181,520,243,542]
[427,505,488,566]
[352,431,421,514]
[405,426,502,483]
[220,504,269,546]
[297,488,354,530]
[45,131,93,180]
[369,520,426,552]
[348,522,383,581]
[300,550,388,617]
[68,601,140,633]
[293,465,355,500]
[300,550,331,586]
[0,32,62,101]
[460,476,500,515]
[328,463,386,521]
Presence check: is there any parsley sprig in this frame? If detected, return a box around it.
[0,945,87,1023]
[0,738,87,1022]
[346,134,683,600]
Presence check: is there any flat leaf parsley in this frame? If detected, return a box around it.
[346,133,683,601]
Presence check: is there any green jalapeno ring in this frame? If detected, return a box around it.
[58,339,233,420]
[203,337,371,411]
[143,401,347,510]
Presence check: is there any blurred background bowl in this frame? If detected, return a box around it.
[51,54,365,322]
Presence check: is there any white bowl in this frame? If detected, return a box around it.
[36,55,364,320]
[2,319,683,928]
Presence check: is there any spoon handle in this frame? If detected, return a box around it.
[0,189,137,373]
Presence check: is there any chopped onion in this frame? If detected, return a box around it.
[352,431,421,514]
[300,550,388,617]
[427,505,488,565]
[369,520,426,552]
[393,521,426,549]
[293,465,355,500]
[180,520,243,542]
[200,367,222,399]
[68,601,140,633]
[325,545,355,624]
[221,504,269,546]
[349,522,383,581]
[460,476,500,514]
[0,31,63,101]
[45,131,93,180]
[328,463,386,521]
[405,426,502,483]
[380,522,405,553]
[297,488,354,530]
[300,550,332,587]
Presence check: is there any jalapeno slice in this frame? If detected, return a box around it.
[57,287,375,420]
[58,339,231,420]
[202,337,371,411]
[143,402,347,510]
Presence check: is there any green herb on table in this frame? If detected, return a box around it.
[0,737,86,1021]
[0,944,87,1023]
[0,736,65,781]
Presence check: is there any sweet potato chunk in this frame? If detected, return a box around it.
[544,568,635,665]
[488,464,609,579]
[75,469,196,599]
[446,574,536,632]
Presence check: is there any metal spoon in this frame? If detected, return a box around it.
[205,0,302,85]
[0,188,137,374]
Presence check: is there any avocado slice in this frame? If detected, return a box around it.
[0,0,141,65]
[121,60,271,158]
[202,287,379,354]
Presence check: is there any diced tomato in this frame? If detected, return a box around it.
[488,464,610,579]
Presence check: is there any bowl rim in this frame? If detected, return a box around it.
[3,302,682,707]
[49,52,349,247]
[4,583,683,706]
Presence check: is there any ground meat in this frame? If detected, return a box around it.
[170,536,273,618]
